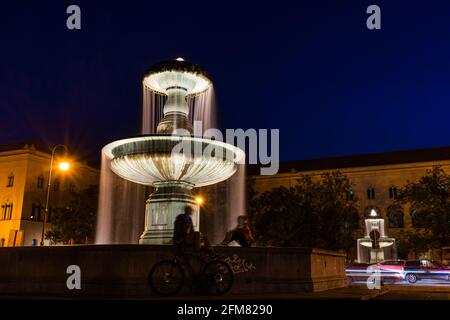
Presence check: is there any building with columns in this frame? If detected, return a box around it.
[0,142,99,247]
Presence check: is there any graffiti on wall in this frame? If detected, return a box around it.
[224,254,256,274]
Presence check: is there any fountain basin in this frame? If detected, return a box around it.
[103,135,245,244]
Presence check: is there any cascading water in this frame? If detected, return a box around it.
[96,85,164,244]
[96,59,245,244]
[96,152,147,244]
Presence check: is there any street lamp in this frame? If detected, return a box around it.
[40,144,70,246]
[195,195,205,206]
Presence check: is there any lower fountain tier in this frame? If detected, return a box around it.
[139,181,199,245]
[357,238,397,263]
[357,237,396,248]
[102,135,245,188]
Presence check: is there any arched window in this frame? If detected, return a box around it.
[6,203,13,220]
[37,175,44,189]
[346,189,354,200]
[387,205,404,228]
[410,209,427,228]
[31,202,42,221]
[367,187,375,199]
[53,179,60,192]
[0,238,4,247]
[1,203,12,220]
[388,186,398,199]
[6,174,14,187]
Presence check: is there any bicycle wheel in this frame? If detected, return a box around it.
[148,259,185,296]
[201,260,234,295]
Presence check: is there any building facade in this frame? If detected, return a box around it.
[249,146,450,259]
[0,142,99,247]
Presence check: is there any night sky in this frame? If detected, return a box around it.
[2,0,450,166]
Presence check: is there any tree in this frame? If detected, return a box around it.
[46,185,98,244]
[396,166,450,259]
[253,175,318,247]
[314,172,360,255]
[395,229,433,259]
[249,171,361,256]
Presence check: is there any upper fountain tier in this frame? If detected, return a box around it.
[143,59,212,134]
[143,59,212,96]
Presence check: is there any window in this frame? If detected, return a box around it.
[6,203,13,220]
[0,238,4,247]
[389,186,398,199]
[53,179,60,192]
[1,203,12,220]
[405,260,421,268]
[6,174,14,187]
[380,261,405,266]
[1,203,13,220]
[387,205,404,228]
[47,206,53,223]
[31,202,42,221]
[37,175,44,189]
[346,189,354,200]
[367,187,375,199]
[410,209,427,228]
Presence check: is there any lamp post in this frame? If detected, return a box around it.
[40,144,70,246]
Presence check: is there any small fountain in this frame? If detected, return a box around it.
[357,209,396,263]
[102,59,245,244]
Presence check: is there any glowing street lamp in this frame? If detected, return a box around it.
[58,161,70,171]
[40,144,71,246]
[195,195,205,206]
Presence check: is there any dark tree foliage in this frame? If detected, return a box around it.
[247,171,360,255]
[45,185,98,244]
[395,229,433,259]
[396,166,450,258]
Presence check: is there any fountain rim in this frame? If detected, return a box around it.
[143,59,212,82]
[102,134,246,163]
[142,59,212,96]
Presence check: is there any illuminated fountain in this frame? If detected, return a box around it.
[102,59,245,244]
[357,209,396,263]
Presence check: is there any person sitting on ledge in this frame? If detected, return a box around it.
[173,206,212,257]
[220,215,255,247]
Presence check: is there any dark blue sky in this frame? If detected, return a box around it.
[1,0,450,165]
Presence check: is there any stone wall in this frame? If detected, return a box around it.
[0,245,347,298]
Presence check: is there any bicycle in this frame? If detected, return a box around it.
[148,249,234,296]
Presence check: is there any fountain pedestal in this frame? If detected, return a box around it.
[140,182,199,244]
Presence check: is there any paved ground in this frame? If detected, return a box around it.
[2,284,450,300]
[142,286,388,300]
[374,284,450,300]
[0,286,387,300]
